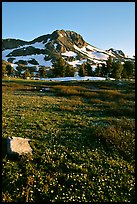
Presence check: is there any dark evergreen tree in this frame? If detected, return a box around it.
[31,72,34,78]
[52,58,66,77]
[65,65,76,77]
[16,65,24,77]
[101,63,107,77]
[23,68,31,79]
[95,64,101,77]
[6,64,14,76]
[121,67,127,78]
[112,60,123,79]
[106,56,113,78]
[122,60,134,79]
[85,63,93,76]
[39,66,47,78]
[78,64,86,77]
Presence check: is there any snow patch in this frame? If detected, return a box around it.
[16,40,49,50]
[46,38,51,44]
[11,63,18,71]
[61,51,77,57]
[17,41,46,49]
[36,76,115,82]
[21,70,26,74]
[86,45,97,52]
[74,44,109,61]
[54,43,58,49]
[11,54,52,67]
[91,65,97,71]
[67,59,87,67]
[2,48,15,61]
[27,42,45,49]
[92,52,108,60]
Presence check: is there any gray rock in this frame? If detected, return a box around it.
[7,137,32,155]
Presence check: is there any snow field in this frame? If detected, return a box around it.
[35,76,115,82]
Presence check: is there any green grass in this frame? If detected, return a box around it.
[2,78,135,202]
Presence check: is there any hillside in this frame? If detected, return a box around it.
[2,30,134,71]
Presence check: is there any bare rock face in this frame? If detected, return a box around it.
[7,137,32,155]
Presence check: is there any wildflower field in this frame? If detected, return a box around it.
[2,78,135,202]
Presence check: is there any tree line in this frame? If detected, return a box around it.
[78,56,134,79]
[2,56,135,79]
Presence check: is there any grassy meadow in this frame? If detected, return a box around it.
[2,78,135,202]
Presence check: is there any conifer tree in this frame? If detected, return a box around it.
[112,60,123,79]
[122,60,134,79]
[52,58,66,77]
[101,63,107,77]
[106,56,113,78]
[95,64,102,77]
[78,64,86,77]
[65,65,76,77]
[24,68,30,79]
[85,63,93,76]
[16,64,24,77]
[6,64,14,76]
[39,66,47,78]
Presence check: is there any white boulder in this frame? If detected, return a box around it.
[7,137,32,155]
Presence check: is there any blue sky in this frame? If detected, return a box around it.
[2,2,135,57]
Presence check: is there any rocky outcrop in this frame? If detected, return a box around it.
[107,48,125,57]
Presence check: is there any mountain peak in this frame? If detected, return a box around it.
[2,29,134,69]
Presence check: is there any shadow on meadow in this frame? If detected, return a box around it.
[2,138,7,159]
